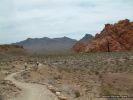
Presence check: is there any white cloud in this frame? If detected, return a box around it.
[0,0,133,44]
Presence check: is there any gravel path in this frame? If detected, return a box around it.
[5,71,58,100]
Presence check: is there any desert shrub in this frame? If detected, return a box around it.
[74,90,80,98]
[53,74,62,80]
[95,71,99,75]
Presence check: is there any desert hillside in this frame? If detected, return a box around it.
[0,45,25,55]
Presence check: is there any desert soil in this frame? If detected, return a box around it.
[5,71,58,100]
[0,52,133,100]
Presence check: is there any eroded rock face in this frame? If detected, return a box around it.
[73,42,86,52]
[84,19,133,52]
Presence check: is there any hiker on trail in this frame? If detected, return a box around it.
[34,61,39,71]
[24,62,28,71]
[36,61,39,67]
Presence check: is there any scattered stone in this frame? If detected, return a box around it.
[55,91,61,96]
[47,85,57,93]
[58,95,67,100]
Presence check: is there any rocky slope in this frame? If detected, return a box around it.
[73,34,93,52]
[74,19,133,52]
[0,45,25,54]
[15,37,77,53]
[0,45,23,50]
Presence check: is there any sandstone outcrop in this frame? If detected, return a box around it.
[74,19,133,52]
[73,42,86,52]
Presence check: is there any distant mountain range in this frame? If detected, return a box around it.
[14,34,94,53]
[14,36,77,53]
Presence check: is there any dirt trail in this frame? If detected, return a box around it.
[5,71,58,100]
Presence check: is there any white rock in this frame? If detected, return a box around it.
[56,91,61,96]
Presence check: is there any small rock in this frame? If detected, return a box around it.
[48,85,56,93]
[55,91,61,96]
[58,95,67,100]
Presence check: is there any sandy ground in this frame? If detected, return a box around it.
[1,52,133,100]
[5,71,58,100]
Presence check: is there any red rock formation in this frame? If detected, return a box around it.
[73,19,133,52]
[85,19,133,52]
[73,42,86,52]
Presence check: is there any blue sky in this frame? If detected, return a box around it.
[0,0,133,44]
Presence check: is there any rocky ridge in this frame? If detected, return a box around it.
[73,19,133,52]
